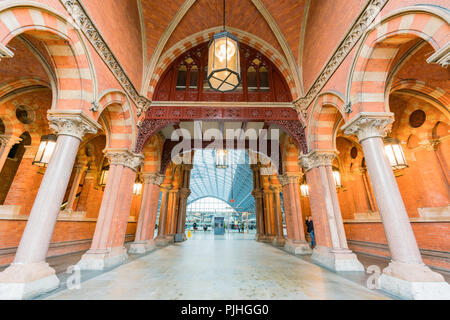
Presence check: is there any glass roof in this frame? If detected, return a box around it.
[187,149,255,213]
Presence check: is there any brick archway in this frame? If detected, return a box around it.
[0,4,96,113]
[94,90,136,150]
[347,9,449,117]
[145,27,297,100]
[308,93,346,151]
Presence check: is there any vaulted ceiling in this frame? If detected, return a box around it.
[82,0,369,100]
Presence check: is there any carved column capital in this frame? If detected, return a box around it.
[278,173,303,186]
[105,148,144,172]
[299,150,338,172]
[419,139,440,152]
[251,189,263,199]
[179,187,191,198]
[143,172,165,185]
[342,112,394,142]
[270,184,283,193]
[0,134,22,147]
[47,110,101,140]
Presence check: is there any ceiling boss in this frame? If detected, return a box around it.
[207,0,241,92]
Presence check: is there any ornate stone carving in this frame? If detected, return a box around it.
[47,111,100,140]
[135,119,177,153]
[105,149,144,172]
[0,135,22,147]
[278,173,302,186]
[266,120,308,154]
[292,0,389,115]
[299,150,338,172]
[60,0,151,116]
[342,112,394,142]
[426,43,450,68]
[143,172,165,185]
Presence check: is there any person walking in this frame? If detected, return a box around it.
[305,216,315,248]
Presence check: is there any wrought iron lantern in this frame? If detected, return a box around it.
[384,137,408,170]
[99,164,109,187]
[32,134,56,167]
[332,167,342,188]
[133,175,143,196]
[215,149,228,169]
[207,0,241,92]
[300,183,309,197]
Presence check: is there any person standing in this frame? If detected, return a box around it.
[305,216,315,248]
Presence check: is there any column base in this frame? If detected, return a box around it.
[379,261,450,299]
[0,262,59,299]
[77,246,128,270]
[154,235,174,247]
[255,234,266,242]
[284,239,312,255]
[272,236,286,247]
[174,233,186,242]
[311,246,365,272]
[128,240,156,254]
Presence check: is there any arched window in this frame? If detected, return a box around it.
[247,58,270,92]
[176,56,199,91]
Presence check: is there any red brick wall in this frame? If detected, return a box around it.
[345,222,450,270]
[0,220,137,266]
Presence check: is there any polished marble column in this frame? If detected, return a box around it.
[270,182,286,247]
[251,164,265,241]
[299,151,364,272]
[0,134,22,172]
[63,163,87,213]
[343,112,450,299]
[0,111,100,299]
[278,173,311,254]
[155,182,173,246]
[129,172,164,253]
[78,149,143,270]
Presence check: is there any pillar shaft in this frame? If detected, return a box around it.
[0,135,22,173]
[299,150,363,271]
[361,136,422,263]
[14,135,81,263]
[0,111,100,299]
[78,149,143,270]
[64,163,86,212]
[343,112,449,298]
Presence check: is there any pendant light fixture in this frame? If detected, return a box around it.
[207,0,241,92]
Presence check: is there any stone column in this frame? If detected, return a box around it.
[270,182,286,247]
[299,150,364,272]
[0,134,22,172]
[63,163,87,213]
[77,149,143,270]
[278,173,311,255]
[261,174,275,242]
[343,112,450,299]
[129,172,164,253]
[75,168,95,213]
[155,183,173,246]
[0,111,100,299]
[251,164,265,241]
[175,164,192,242]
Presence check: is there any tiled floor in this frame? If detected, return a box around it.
[45,232,392,300]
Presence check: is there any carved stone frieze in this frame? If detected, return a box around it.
[342,112,394,142]
[299,150,338,172]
